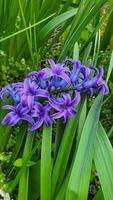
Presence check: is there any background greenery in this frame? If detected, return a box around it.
[0,0,113,200]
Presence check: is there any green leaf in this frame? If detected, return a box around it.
[37,9,77,47]
[6,124,27,175]
[66,93,103,200]
[41,124,52,200]
[0,13,55,43]
[81,1,113,54]
[28,160,40,200]
[73,42,79,59]
[76,95,87,150]
[13,158,23,167]
[93,189,104,200]
[93,30,101,66]
[52,98,86,198]
[106,51,113,84]
[59,0,105,59]
[94,123,113,200]
[13,159,35,167]
[18,133,34,200]
[54,119,65,160]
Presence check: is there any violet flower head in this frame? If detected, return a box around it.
[0,58,109,132]
[65,59,109,96]
[81,66,109,95]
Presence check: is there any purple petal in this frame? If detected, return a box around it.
[35,89,49,98]
[16,103,30,114]
[44,116,51,127]
[97,80,109,95]
[52,76,60,88]
[9,115,20,126]
[59,73,71,85]
[49,98,63,111]
[27,71,39,78]
[29,118,43,131]
[22,114,34,124]
[39,68,52,79]
[89,88,94,97]
[30,81,38,90]
[63,110,69,122]
[80,65,91,79]
[12,82,23,88]
[2,105,15,111]
[45,104,52,111]
[70,92,80,106]
[27,96,34,108]
[63,93,71,105]
[51,111,63,120]
[68,108,77,116]
[48,59,56,70]
[21,94,28,106]
[24,78,31,90]
[1,112,16,125]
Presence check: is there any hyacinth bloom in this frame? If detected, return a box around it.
[65,59,109,95]
[29,103,52,131]
[0,82,23,104]
[27,68,50,89]
[16,78,49,108]
[1,104,34,126]
[0,58,109,131]
[49,92,80,122]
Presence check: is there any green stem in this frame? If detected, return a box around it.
[18,133,34,200]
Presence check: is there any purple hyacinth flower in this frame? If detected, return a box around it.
[1,103,34,126]
[65,59,90,83]
[96,79,109,95]
[65,59,81,83]
[83,67,104,88]
[28,60,71,89]
[27,69,50,89]
[49,92,80,122]
[82,66,109,94]
[46,59,71,89]
[0,82,23,104]
[29,103,52,131]
[16,78,49,108]
[47,59,71,85]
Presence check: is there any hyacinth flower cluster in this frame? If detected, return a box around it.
[0,59,109,132]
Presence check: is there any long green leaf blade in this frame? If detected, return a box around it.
[66,93,103,200]
[37,9,77,47]
[18,133,34,200]
[94,123,113,200]
[41,124,52,200]
[52,98,85,198]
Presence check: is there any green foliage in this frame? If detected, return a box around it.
[0,0,113,200]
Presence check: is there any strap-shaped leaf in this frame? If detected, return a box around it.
[37,9,77,47]
[41,124,52,200]
[93,189,104,200]
[94,123,113,200]
[52,98,85,198]
[66,93,103,200]
[18,133,34,200]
